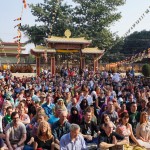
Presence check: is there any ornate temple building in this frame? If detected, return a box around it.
[0,42,28,68]
[31,30,105,75]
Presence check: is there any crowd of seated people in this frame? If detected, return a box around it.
[0,68,149,150]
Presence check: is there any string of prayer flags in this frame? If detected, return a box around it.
[13,1,27,63]
[14,23,21,28]
[23,0,27,9]
[14,17,22,21]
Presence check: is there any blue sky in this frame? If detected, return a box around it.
[0,0,150,52]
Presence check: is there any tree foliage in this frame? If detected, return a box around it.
[72,0,125,49]
[142,64,150,77]
[122,30,150,54]
[21,0,74,46]
[21,0,125,49]
[103,30,150,62]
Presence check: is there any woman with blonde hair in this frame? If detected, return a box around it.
[64,92,72,106]
[56,98,67,111]
[19,106,30,125]
[30,107,47,125]
[136,111,150,149]
[33,121,54,150]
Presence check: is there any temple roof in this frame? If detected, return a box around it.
[0,42,25,51]
[31,46,105,54]
[82,47,105,54]
[45,36,91,44]
[31,46,56,53]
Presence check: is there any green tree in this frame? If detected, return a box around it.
[72,0,125,49]
[122,30,150,54]
[22,0,125,49]
[142,64,150,77]
[21,25,48,46]
[21,0,74,46]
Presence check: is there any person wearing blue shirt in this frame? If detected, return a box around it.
[48,105,62,125]
[42,95,55,117]
[60,124,86,150]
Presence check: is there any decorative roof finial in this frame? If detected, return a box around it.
[64,29,71,38]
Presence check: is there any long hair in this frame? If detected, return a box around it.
[99,104,107,117]
[80,98,88,110]
[70,107,81,124]
[37,121,53,141]
[140,111,148,124]
[120,112,129,127]
[35,107,46,120]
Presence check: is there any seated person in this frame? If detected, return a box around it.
[68,107,82,125]
[2,106,13,128]
[98,122,127,150]
[80,109,100,148]
[19,107,30,125]
[116,112,142,149]
[52,111,70,150]
[60,123,86,150]
[24,114,48,150]
[48,105,61,125]
[33,121,54,150]
[5,112,26,150]
[100,114,116,132]
[136,111,150,150]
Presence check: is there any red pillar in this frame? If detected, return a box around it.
[94,56,99,72]
[80,57,85,70]
[51,56,55,76]
[36,56,40,76]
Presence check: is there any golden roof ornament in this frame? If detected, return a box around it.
[64,29,71,38]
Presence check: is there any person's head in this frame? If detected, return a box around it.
[121,102,126,111]
[80,98,88,110]
[140,99,147,108]
[19,107,26,115]
[107,101,114,112]
[70,124,80,139]
[40,92,46,101]
[46,95,52,104]
[84,111,92,123]
[83,88,89,95]
[35,107,46,119]
[95,86,100,93]
[130,102,137,113]
[6,106,13,116]
[11,112,20,125]
[2,106,7,115]
[59,111,68,122]
[66,92,71,98]
[71,97,77,105]
[57,98,64,106]
[37,114,48,123]
[101,104,107,112]
[104,122,114,135]
[71,107,78,115]
[102,114,110,124]
[37,121,53,139]
[85,106,94,116]
[26,95,32,104]
[18,101,25,108]
[120,112,129,125]
[128,94,134,102]
[140,111,148,124]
